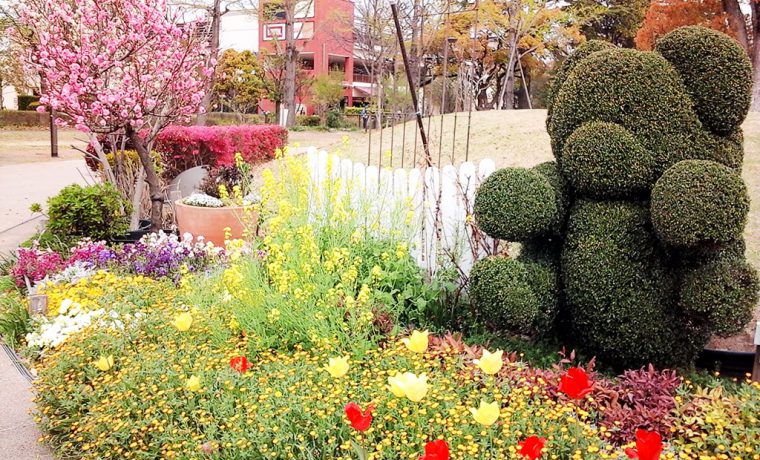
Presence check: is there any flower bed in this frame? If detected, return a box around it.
[3,154,759,460]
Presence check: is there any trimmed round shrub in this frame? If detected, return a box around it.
[47,183,129,241]
[656,26,752,136]
[651,160,749,247]
[546,40,615,114]
[680,257,759,337]
[707,129,745,171]
[521,256,560,335]
[469,256,540,335]
[547,48,712,175]
[561,200,681,369]
[474,168,559,241]
[532,161,571,234]
[561,122,657,197]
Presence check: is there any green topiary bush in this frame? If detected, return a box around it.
[472,26,756,369]
[651,159,749,247]
[655,26,752,136]
[546,40,615,114]
[47,183,130,241]
[473,168,559,241]
[561,121,657,198]
[680,257,759,337]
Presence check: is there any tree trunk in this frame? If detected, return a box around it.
[752,2,760,111]
[126,126,163,231]
[723,0,750,53]
[283,3,298,127]
[196,0,223,126]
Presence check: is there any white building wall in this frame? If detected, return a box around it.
[220,10,258,52]
[2,85,18,110]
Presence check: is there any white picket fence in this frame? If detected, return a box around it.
[305,148,499,276]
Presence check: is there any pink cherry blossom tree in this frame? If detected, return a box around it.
[14,0,212,229]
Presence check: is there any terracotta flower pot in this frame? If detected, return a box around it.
[174,200,257,247]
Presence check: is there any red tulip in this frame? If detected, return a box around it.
[518,436,546,460]
[558,367,593,399]
[344,402,375,432]
[419,439,450,460]
[625,429,663,460]
[229,356,249,373]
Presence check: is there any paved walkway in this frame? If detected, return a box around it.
[0,159,90,254]
[0,158,88,460]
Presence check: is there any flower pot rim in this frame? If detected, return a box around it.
[174,199,249,211]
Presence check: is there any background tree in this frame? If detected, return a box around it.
[310,71,344,124]
[566,0,648,47]
[14,0,211,229]
[214,49,271,119]
[634,0,736,50]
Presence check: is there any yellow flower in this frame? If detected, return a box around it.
[325,356,350,378]
[473,349,503,375]
[388,372,428,402]
[186,375,201,392]
[94,355,114,372]
[173,312,193,332]
[401,330,429,354]
[470,400,500,426]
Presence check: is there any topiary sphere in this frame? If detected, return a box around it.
[651,160,749,247]
[548,48,712,176]
[656,26,752,136]
[469,256,540,335]
[474,168,559,241]
[561,121,657,198]
[546,39,615,115]
[562,200,680,369]
[680,257,759,337]
[532,161,571,234]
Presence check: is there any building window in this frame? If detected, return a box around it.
[264,24,285,40]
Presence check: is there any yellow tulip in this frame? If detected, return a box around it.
[387,374,407,398]
[173,312,193,332]
[186,375,201,392]
[473,349,503,375]
[94,355,114,372]
[470,400,500,426]
[325,356,350,378]
[401,330,429,353]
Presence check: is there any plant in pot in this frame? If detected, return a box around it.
[174,152,260,246]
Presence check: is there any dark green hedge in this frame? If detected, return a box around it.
[547,48,712,176]
[532,161,571,235]
[561,121,657,197]
[546,40,614,114]
[17,95,40,111]
[651,160,749,247]
[656,26,752,136]
[469,256,540,335]
[680,257,759,337]
[561,200,684,368]
[474,168,559,241]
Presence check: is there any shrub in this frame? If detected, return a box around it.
[561,200,681,368]
[153,124,287,180]
[296,114,321,126]
[469,256,558,336]
[47,183,129,241]
[655,26,752,136]
[531,161,570,235]
[548,47,712,176]
[0,110,49,128]
[474,168,558,241]
[651,160,749,247]
[679,257,759,337]
[546,40,614,113]
[326,109,345,129]
[17,94,40,111]
[561,121,657,197]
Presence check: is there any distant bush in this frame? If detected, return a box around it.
[47,183,130,240]
[17,95,40,111]
[0,110,50,128]
[154,124,287,180]
[296,115,321,127]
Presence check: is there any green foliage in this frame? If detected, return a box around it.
[296,114,321,127]
[546,40,614,112]
[47,183,129,241]
[561,121,657,197]
[566,0,649,48]
[548,47,713,177]
[474,168,559,241]
[17,94,40,111]
[325,109,346,129]
[655,26,752,136]
[214,49,271,116]
[679,257,759,337]
[561,200,682,369]
[310,71,344,122]
[531,161,570,234]
[651,160,749,247]
[0,293,30,348]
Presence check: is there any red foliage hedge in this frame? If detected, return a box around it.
[154,125,287,179]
